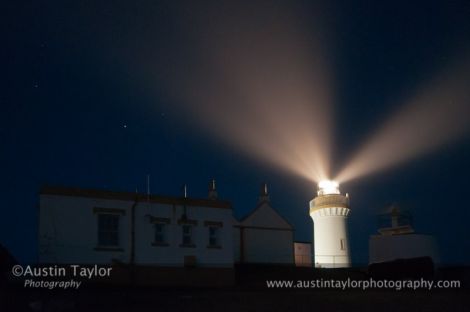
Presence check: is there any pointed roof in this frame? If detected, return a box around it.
[240,200,293,230]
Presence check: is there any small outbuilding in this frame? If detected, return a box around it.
[233,184,294,265]
[294,241,312,267]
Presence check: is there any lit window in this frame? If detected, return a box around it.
[208,226,219,247]
[154,223,166,244]
[182,225,192,245]
[98,214,120,247]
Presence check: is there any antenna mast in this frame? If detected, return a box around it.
[147,174,150,203]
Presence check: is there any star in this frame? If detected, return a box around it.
[123,124,127,129]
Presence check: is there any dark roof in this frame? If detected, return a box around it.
[40,186,232,209]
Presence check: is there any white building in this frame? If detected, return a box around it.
[369,206,439,265]
[38,182,298,285]
[233,184,294,265]
[39,183,235,285]
[309,181,351,268]
[39,185,234,267]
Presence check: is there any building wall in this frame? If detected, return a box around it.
[310,208,351,268]
[241,228,294,264]
[234,202,294,265]
[294,242,312,267]
[39,195,132,264]
[135,203,233,267]
[233,218,241,263]
[369,234,439,265]
[39,194,233,268]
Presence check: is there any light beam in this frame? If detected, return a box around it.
[336,58,470,183]
[155,0,335,182]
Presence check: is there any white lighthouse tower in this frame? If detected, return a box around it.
[310,180,351,268]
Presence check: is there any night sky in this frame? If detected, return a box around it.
[2,0,470,265]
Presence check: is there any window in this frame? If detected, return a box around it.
[340,238,346,251]
[154,223,166,244]
[208,226,219,247]
[182,225,192,245]
[98,214,120,247]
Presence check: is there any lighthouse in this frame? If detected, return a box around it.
[310,180,351,268]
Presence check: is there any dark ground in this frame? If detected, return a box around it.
[2,287,470,312]
[2,265,470,312]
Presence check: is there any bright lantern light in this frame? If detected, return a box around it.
[318,180,340,195]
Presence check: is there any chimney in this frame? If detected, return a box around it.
[258,182,270,203]
[208,179,218,200]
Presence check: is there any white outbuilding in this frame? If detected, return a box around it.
[233,183,294,265]
[369,206,439,265]
[294,242,312,267]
